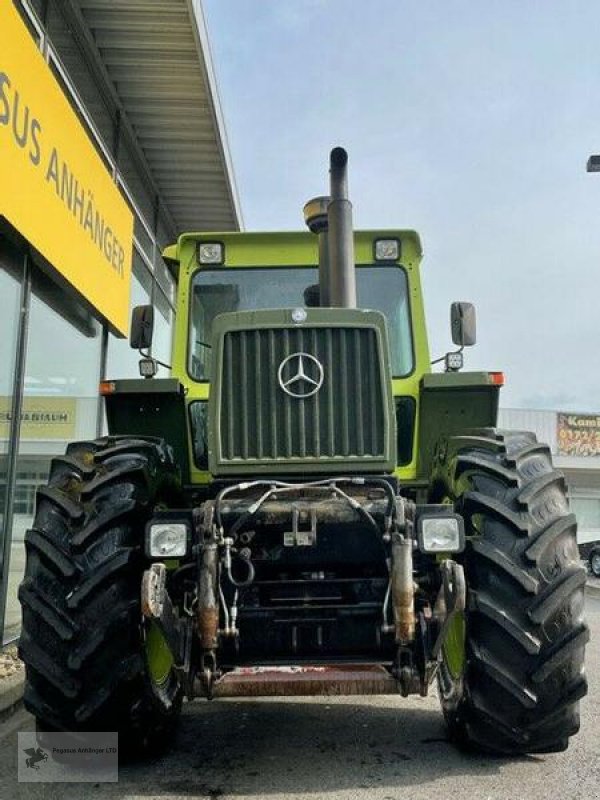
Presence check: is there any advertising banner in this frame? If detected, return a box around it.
[0,395,76,440]
[0,2,133,335]
[557,412,600,456]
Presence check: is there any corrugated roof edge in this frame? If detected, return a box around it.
[187,0,244,231]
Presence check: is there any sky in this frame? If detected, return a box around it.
[202,0,600,411]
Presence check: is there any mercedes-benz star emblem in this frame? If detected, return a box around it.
[277,352,324,399]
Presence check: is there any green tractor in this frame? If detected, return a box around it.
[19,148,588,755]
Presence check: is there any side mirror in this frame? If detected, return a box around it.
[130,304,154,350]
[450,302,476,347]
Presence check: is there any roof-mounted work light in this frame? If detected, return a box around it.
[198,242,224,264]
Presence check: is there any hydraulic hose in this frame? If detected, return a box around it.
[225,553,255,588]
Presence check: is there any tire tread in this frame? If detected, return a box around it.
[435,428,588,755]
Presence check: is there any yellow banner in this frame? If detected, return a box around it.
[0,396,76,440]
[0,1,133,335]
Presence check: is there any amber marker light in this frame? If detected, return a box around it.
[99,381,116,395]
[488,372,505,386]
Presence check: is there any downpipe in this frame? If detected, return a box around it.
[390,532,415,645]
[388,502,422,697]
[197,541,219,651]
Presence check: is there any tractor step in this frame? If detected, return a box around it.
[211,664,399,697]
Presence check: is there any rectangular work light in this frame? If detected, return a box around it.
[417,510,465,554]
[374,238,400,261]
[198,242,224,264]
[139,357,158,378]
[145,510,194,559]
[445,351,464,372]
[146,522,189,558]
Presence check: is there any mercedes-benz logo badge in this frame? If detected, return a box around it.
[277,352,324,399]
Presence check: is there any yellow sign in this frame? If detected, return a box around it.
[0,396,76,440]
[0,1,133,335]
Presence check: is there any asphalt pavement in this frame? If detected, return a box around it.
[1,595,598,800]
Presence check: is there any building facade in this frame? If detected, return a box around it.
[499,407,600,552]
[0,0,240,642]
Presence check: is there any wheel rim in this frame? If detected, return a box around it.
[145,622,174,687]
[442,611,466,679]
[438,495,467,681]
[591,553,600,576]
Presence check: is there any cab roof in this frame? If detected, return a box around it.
[163,229,423,279]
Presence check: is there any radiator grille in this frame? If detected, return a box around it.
[218,326,386,463]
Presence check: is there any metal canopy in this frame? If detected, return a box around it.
[75,0,242,234]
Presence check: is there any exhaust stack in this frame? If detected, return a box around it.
[327,147,356,308]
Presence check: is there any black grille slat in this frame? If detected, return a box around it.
[240,331,249,458]
[225,333,235,458]
[283,329,292,458]
[368,340,377,454]
[268,329,278,457]
[254,331,263,459]
[219,326,385,462]
[354,329,364,455]
[296,328,306,457]
[311,328,320,458]
[326,330,335,455]
[340,329,349,455]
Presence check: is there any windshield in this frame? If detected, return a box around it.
[189,265,413,380]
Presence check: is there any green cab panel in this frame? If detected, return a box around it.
[416,371,501,481]
[168,228,431,482]
[103,378,190,483]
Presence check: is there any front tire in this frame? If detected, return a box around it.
[433,429,588,754]
[18,436,183,755]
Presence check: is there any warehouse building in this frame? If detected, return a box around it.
[0,0,240,642]
[499,408,600,559]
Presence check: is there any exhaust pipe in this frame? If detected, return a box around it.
[327,147,356,308]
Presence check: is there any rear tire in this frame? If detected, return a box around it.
[18,436,183,756]
[432,429,588,754]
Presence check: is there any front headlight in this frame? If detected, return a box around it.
[417,513,465,553]
[147,523,188,558]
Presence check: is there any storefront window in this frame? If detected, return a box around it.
[106,250,153,379]
[3,267,101,642]
[152,285,174,370]
[157,214,175,251]
[118,140,157,233]
[133,215,154,266]
[0,241,24,643]
[0,2,178,641]
[155,252,176,304]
